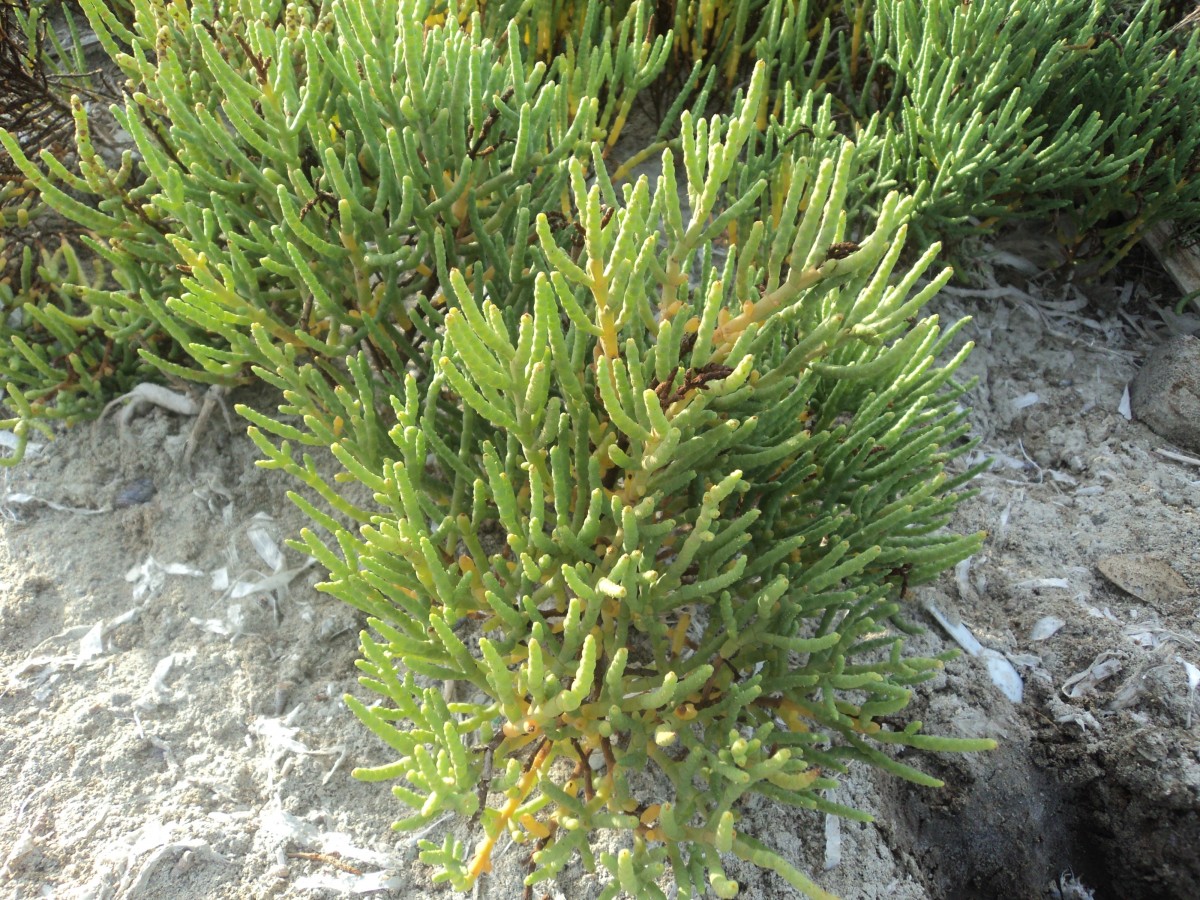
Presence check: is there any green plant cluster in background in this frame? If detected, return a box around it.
[4,0,1199,461]
[845,0,1200,258]
[2,0,1198,897]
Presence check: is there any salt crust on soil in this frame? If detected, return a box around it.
[2,238,1199,900]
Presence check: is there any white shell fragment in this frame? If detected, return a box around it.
[229,562,313,600]
[294,870,405,894]
[1048,469,1078,486]
[1030,616,1066,641]
[0,430,42,457]
[1011,391,1040,411]
[125,556,205,602]
[1,830,37,878]
[922,596,1023,703]
[1,491,106,515]
[1183,659,1200,693]
[996,501,1013,546]
[1125,625,1166,650]
[824,810,842,870]
[981,654,1024,704]
[1016,577,1071,590]
[250,714,319,759]
[4,607,147,695]
[1155,447,1200,467]
[1062,652,1122,698]
[1118,384,1132,420]
[125,839,229,896]
[223,512,315,603]
[257,800,406,893]
[142,653,184,708]
[1182,658,1200,728]
[77,622,106,665]
[190,617,232,636]
[986,249,1043,275]
[247,512,285,572]
[954,558,974,601]
[1049,869,1098,900]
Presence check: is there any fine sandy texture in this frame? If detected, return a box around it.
[2,236,1199,900]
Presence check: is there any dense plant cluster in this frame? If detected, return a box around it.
[3,0,1198,457]
[2,1,1197,896]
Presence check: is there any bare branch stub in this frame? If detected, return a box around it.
[825,241,861,261]
[651,361,734,411]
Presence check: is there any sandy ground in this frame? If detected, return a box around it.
[2,230,1199,900]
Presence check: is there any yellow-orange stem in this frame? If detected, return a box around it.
[468,740,553,879]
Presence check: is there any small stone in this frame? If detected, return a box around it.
[1129,334,1200,453]
[114,475,156,508]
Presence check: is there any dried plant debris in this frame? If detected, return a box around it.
[0,1,74,175]
[1096,554,1192,612]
